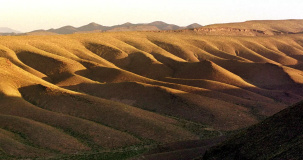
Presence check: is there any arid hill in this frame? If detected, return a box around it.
[192,19,303,36]
[1,22,303,159]
[187,23,203,29]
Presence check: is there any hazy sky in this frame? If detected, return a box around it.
[1,0,302,32]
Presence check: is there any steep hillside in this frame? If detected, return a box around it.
[1,31,303,159]
[202,100,303,159]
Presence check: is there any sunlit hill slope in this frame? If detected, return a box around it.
[1,23,303,158]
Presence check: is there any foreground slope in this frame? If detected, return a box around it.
[202,100,303,160]
[0,57,197,159]
[0,28,303,158]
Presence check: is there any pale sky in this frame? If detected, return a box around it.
[1,0,302,32]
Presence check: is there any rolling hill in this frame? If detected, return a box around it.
[1,20,303,159]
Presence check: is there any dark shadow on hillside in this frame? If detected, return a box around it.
[104,52,174,80]
[61,81,290,131]
[61,81,215,125]
[150,40,189,61]
[132,137,228,160]
[75,66,128,83]
[202,100,303,160]
[161,77,303,105]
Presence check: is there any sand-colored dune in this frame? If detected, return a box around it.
[1,29,303,158]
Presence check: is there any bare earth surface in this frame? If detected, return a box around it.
[1,20,303,159]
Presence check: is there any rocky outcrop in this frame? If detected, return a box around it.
[193,27,268,36]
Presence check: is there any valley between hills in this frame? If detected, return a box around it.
[1,20,303,159]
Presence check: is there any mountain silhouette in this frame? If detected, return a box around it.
[28,21,201,34]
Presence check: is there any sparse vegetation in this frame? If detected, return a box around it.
[1,20,303,159]
[42,146,148,160]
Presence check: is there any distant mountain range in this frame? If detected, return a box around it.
[0,27,21,34]
[27,21,202,35]
[2,19,303,36]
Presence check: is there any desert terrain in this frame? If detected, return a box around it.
[1,20,303,159]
